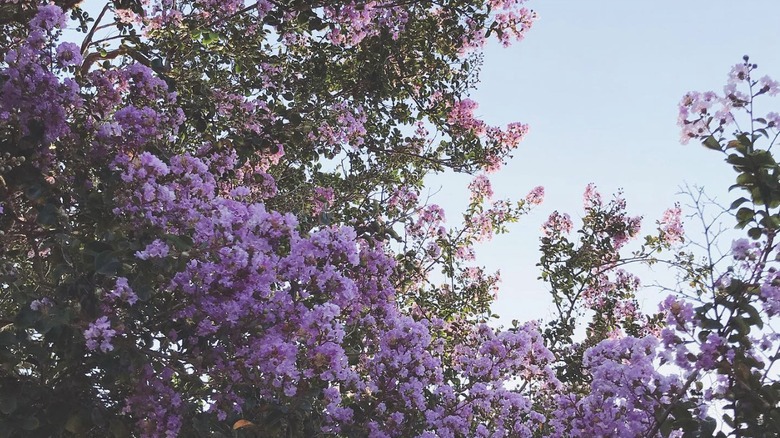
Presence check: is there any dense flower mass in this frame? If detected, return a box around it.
[106,145,563,435]
[0,2,555,436]
[0,6,82,164]
[550,336,689,437]
[2,1,780,437]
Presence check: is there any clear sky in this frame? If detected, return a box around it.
[427,0,780,326]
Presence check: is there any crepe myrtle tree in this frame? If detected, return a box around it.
[0,1,553,437]
[665,57,780,437]
[1,1,779,437]
[538,58,780,437]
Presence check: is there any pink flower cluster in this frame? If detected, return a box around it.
[324,1,410,45]
[678,59,780,145]
[311,101,368,150]
[106,277,139,306]
[468,174,494,203]
[583,186,641,250]
[489,0,538,47]
[312,186,336,215]
[658,204,684,246]
[525,186,545,206]
[542,211,574,236]
[443,98,530,172]
[447,99,486,135]
[459,0,537,52]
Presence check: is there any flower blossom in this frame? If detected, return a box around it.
[659,204,684,245]
[525,186,544,206]
[84,316,117,352]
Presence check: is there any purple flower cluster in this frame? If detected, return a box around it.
[84,316,117,353]
[550,336,688,437]
[104,145,564,436]
[0,5,82,167]
[106,277,139,306]
[87,63,184,157]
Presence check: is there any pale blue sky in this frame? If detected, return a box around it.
[427,1,780,325]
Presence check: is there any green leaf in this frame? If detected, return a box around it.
[135,285,152,302]
[65,413,87,434]
[732,316,750,335]
[95,250,121,276]
[24,184,45,201]
[14,306,38,329]
[150,58,164,72]
[736,172,754,186]
[36,203,58,226]
[730,197,749,210]
[743,303,764,329]
[752,150,777,167]
[202,31,220,45]
[0,394,17,415]
[751,186,765,205]
[701,417,717,435]
[702,135,721,150]
[308,16,326,31]
[21,416,39,431]
[110,419,130,438]
[700,317,723,330]
[164,234,193,250]
[737,132,753,148]
[726,154,749,167]
[660,417,673,437]
[736,207,754,226]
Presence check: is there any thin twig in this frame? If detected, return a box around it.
[80,3,111,55]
